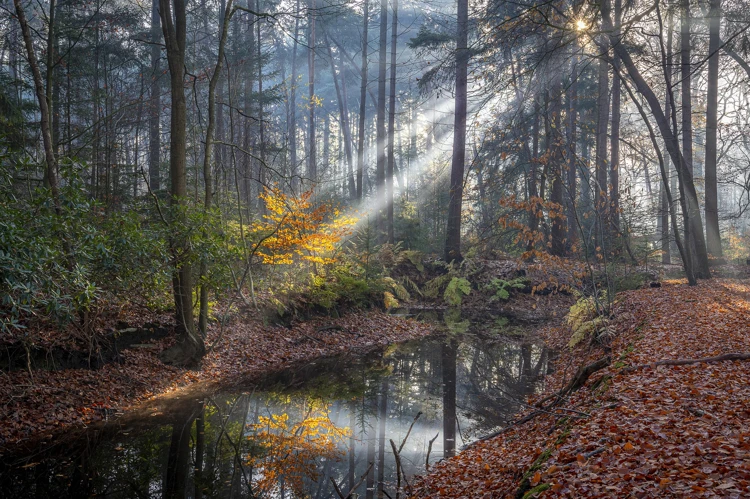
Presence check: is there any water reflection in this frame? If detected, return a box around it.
[0,331,548,498]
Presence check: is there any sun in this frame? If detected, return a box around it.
[575,19,588,31]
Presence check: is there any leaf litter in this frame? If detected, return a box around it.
[0,310,432,451]
[411,278,750,498]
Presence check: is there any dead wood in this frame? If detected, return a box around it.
[468,356,611,448]
[331,461,374,499]
[622,352,750,372]
[534,356,612,408]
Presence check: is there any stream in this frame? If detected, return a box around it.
[0,311,550,498]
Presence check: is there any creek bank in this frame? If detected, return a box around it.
[0,309,432,452]
[410,278,750,497]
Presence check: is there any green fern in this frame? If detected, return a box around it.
[424,274,451,299]
[486,277,527,302]
[402,250,424,272]
[384,277,411,301]
[444,277,471,307]
[401,276,423,297]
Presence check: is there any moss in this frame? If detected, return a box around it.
[522,483,551,498]
[591,374,612,394]
[522,448,553,481]
[554,428,571,445]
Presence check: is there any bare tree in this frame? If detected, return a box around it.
[386,0,399,243]
[376,0,388,237]
[356,0,369,201]
[444,0,469,262]
[704,0,722,257]
[149,0,162,191]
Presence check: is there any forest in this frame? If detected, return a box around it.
[1,0,750,496]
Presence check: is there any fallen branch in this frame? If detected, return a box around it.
[621,352,750,372]
[300,333,326,345]
[535,356,612,408]
[316,325,354,334]
[467,357,611,448]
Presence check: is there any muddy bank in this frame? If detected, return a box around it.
[0,310,432,451]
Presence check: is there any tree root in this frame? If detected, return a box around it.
[621,352,750,372]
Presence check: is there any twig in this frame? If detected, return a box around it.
[330,477,345,499]
[333,461,374,499]
[316,325,354,334]
[425,432,439,471]
[390,440,403,499]
[301,333,325,344]
[398,411,422,454]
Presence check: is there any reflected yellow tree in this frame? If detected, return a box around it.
[247,406,350,496]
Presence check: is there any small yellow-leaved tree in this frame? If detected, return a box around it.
[252,186,357,268]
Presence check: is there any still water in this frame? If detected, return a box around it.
[0,314,549,498]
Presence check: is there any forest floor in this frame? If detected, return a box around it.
[412,277,750,498]
[0,309,432,451]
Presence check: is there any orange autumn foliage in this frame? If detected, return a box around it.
[246,408,350,496]
[252,186,357,267]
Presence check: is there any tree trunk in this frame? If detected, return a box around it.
[149,0,162,191]
[549,72,565,256]
[160,0,204,365]
[256,0,266,210]
[566,53,579,250]
[610,0,622,234]
[376,379,388,498]
[199,0,234,338]
[365,398,376,499]
[375,0,388,238]
[289,0,301,191]
[326,36,356,199]
[386,0,398,244]
[442,340,457,458]
[679,0,710,278]
[165,404,200,498]
[527,95,540,255]
[704,0,722,257]
[444,0,468,262]
[307,0,317,184]
[13,0,62,215]
[595,0,611,251]
[356,0,369,201]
